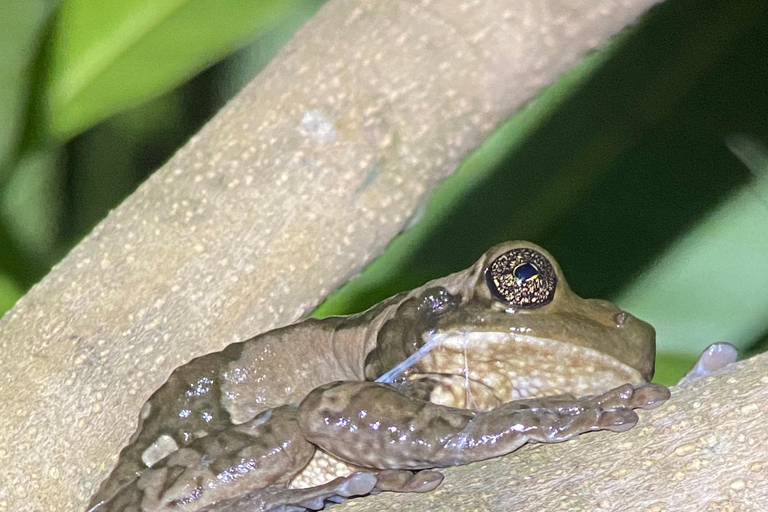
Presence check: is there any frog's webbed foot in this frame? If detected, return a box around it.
[200,472,379,512]
[677,342,738,386]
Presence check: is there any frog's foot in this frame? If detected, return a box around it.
[590,382,670,412]
[586,382,670,433]
[677,342,738,386]
[373,469,444,493]
[200,472,378,512]
[489,382,671,445]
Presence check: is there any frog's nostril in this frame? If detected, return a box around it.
[614,311,628,326]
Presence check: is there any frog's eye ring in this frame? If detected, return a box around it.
[485,248,557,308]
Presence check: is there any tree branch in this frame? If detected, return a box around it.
[0,1,663,510]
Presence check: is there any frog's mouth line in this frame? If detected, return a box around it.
[378,330,643,409]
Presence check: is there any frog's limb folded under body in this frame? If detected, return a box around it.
[299,380,670,471]
[199,472,379,512]
[89,402,444,512]
[200,470,444,512]
[88,404,317,512]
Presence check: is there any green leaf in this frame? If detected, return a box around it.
[652,353,699,387]
[616,135,768,356]
[2,148,61,261]
[0,0,53,170]
[0,271,23,317]
[45,0,310,139]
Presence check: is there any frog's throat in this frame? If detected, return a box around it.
[379,330,644,405]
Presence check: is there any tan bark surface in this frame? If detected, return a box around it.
[0,1,662,511]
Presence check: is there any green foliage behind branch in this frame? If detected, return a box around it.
[0,0,765,390]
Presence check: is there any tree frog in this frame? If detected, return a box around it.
[88,241,671,512]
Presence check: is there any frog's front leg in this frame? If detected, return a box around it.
[298,381,670,470]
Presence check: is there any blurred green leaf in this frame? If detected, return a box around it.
[0,271,23,317]
[616,135,768,356]
[45,0,309,139]
[653,353,699,387]
[219,0,323,101]
[0,0,52,171]
[2,149,61,261]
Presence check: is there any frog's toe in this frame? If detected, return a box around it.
[630,383,672,409]
[589,383,634,409]
[590,382,670,411]
[677,342,738,386]
[597,408,639,432]
[374,469,444,493]
[286,472,379,510]
[403,470,444,493]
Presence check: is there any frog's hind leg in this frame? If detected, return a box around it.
[90,347,246,508]
[89,404,316,512]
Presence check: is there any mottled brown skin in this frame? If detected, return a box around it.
[88,241,669,512]
[299,381,668,470]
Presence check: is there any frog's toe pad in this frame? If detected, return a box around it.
[594,382,670,411]
[631,383,671,409]
[375,469,444,493]
[589,383,670,432]
[598,409,638,432]
[677,342,738,386]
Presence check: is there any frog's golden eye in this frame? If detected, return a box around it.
[485,248,557,308]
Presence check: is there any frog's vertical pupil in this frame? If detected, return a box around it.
[513,262,539,283]
[485,247,557,308]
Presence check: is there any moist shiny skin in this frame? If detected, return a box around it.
[87,241,670,512]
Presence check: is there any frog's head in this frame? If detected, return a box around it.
[368,241,656,407]
[471,241,655,380]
